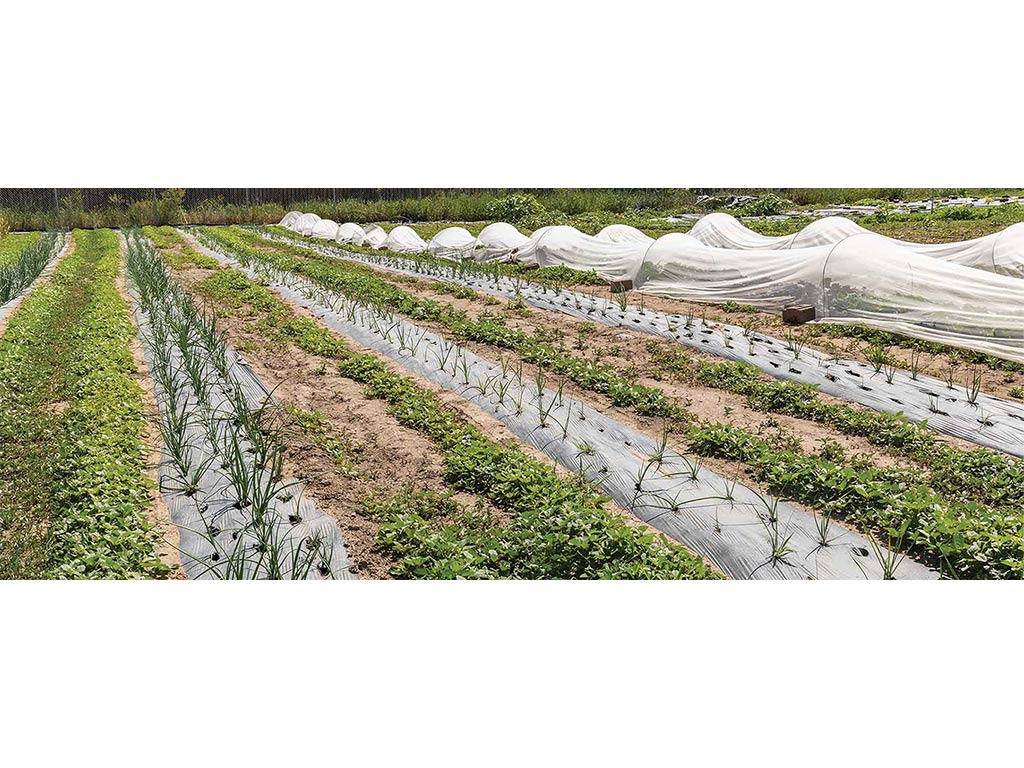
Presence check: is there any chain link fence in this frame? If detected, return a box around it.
[0,188,571,231]
[0,188,694,232]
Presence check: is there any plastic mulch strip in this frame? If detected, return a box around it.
[129,234,353,580]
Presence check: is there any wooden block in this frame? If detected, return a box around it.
[609,280,633,293]
[782,304,815,325]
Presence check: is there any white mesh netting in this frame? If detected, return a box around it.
[474,222,530,262]
[310,218,340,240]
[278,212,1024,363]
[635,232,1024,363]
[381,225,429,253]
[295,213,321,236]
[690,212,1024,277]
[362,224,387,249]
[335,222,367,246]
[427,226,476,260]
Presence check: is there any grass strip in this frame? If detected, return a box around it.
[0,229,165,579]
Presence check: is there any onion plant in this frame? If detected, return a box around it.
[0,231,62,306]
[125,229,344,579]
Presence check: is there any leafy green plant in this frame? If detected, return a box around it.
[175,263,719,578]
[485,193,549,228]
[0,229,166,578]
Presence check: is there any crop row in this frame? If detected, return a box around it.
[262,225,1024,454]
[196,226,1024,578]
[266,223,1023,399]
[126,231,349,579]
[0,230,164,578]
[0,231,62,307]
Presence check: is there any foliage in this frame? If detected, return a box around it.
[157,188,186,225]
[688,423,1024,579]
[486,193,548,228]
[738,193,790,217]
[647,341,1024,513]
[805,322,1024,374]
[1,232,57,304]
[0,229,165,578]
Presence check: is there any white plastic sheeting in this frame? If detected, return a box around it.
[473,222,530,262]
[512,225,645,281]
[278,211,303,228]
[362,224,387,249]
[508,226,551,267]
[335,222,367,246]
[689,212,792,249]
[596,224,655,245]
[295,213,322,237]
[689,212,1024,277]
[381,225,429,253]
[310,218,340,240]
[636,232,1024,363]
[427,226,476,260]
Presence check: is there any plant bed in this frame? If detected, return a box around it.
[0,229,165,579]
[125,231,352,579]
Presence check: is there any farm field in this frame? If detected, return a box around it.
[2,190,1024,580]
[9,7,1020,764]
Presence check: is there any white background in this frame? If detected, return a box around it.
[3,1,1022,765]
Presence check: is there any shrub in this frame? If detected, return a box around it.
[739,193,790,217]
[158,188,186,225]
[486,193,548,227]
